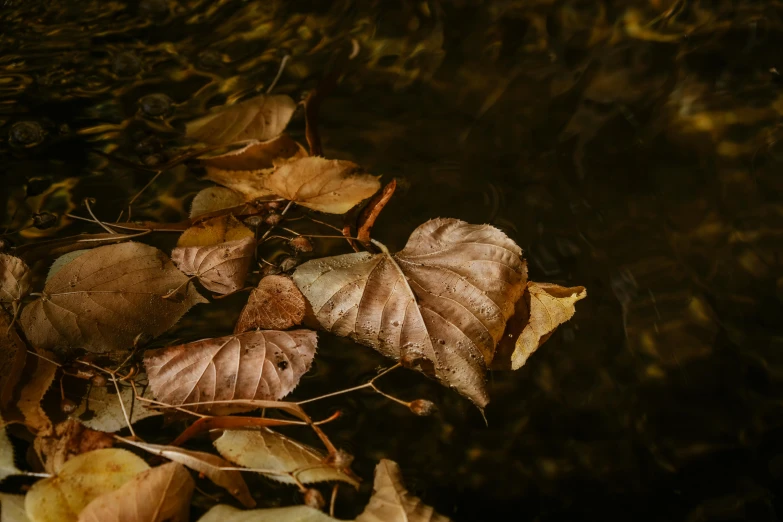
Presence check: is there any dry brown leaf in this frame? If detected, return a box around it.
[186,94,297,145]
[293,218,527,407]
[190,187,247,219]
[234,275,306,333]
[263,157,381,214]
[494,282,587,371]
[172,237,255,295]
[121,439,255,508]
[202,134,308,172]
[0,253,31,305]
[72,379,161,433]
[144,330,316,415]
[356,459,451,522]
[34,420,115,474]
[214,428,359,487]
[18,353,57,435]
[1,412,22,483]
[20,242,206,355]
[0,493,30,522]
[78,462,194,522]
[25,448,150,522]
[198,504,339,522]
[0,310,27,415]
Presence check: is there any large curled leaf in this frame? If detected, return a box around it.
[234,275,306,333]
[186,94,296,145]
[214,428,360,487]
[293,218,527,407]
[78,462,194,522]
[356,460,450,522]
[25,448,150,522]
[1,412,22,483]
[0,494,30,522]
[72,379,160,433]
[0,254,31,304]
[20,242,206,354]
[144,330,317,415]
[198,504,339,522]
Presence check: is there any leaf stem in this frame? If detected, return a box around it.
[296,363,401,405]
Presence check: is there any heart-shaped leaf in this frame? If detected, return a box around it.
[190,187,247,219]
[20,242,206,355]
[234,275,306,333]
[172,237,255,295]
[0,254,31,305]
[293,218,527,407]
[144,330,317,415]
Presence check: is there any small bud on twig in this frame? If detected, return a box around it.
[408,399,436,416]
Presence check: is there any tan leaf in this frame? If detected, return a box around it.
[186,94,296,145]
[121,439,255,508]
[25,448,150,522]
[78,462,194,522]
[234,275,306,333]
[18,353,57,435]
[72,379,161,433]
[201,169,275,201]
[20,242,206,355]
[34,420,115,474]
[202,134,308,172]
[172,237,255,295]
[356,459,450,522]
[1,412,22,483]
[0,310,27,414]
[214,428,359,487]
[144,330,316,415]
[176,215,255,248]
[0,254,31,304]
[0,493,30,522]
[263,157,381,214]
[293,218,527,407]
[198,504,339,522]
[190,187,246,219]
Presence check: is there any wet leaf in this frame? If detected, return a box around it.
[144,330,317,415]
[18,353,57,435]
[202,134,308,172]
[20,242,207,355]
[198,504,339,522]
[0,494,30,522]
[189,187,246,219]
[121,439,255,508]
[34,420,115,474]
[186,94,297,145]
[72,379,161,433]
[293,218,527,407]
[0,253,31,304]
[1,412,22,483]
[214,428,359,487]
[0,310,27,414]
[176,215,255,248]
[25,448,149,522]
[263,157,381,214]
[78,462,194,522]
[234,275,306,333]
[172,236,255,295]
[356,459,450,522]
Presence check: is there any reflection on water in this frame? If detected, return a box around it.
[3,1,783,520]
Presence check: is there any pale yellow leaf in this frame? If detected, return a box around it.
[190,187,246,219]
[198,504,339,522]
[201,134,308,172]
[186,94,296,145]
[0,494,30,522]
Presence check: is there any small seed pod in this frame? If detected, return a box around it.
[243,215,263,228]
[289,236,313,253]
[90,374,108,387]
[278,256,299,272]
[267,201,281,210]
[60,398,78,414]
[303,488,325,510]
[264,213,282,226]
[324,449,354,469]
[408,399,436,417]
[32,212,58,229]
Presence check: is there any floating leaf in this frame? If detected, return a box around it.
[122,440,255,508]
[234,275,306,333]
[198,504,339,522]
[214,428,359,487]
[25,448,149,522]
[144,330,317,415]
[34,420,115,474]
[202,134,308,172]
[190,187,246,219]
[293,218,527,407]
[186,94,296,145]
[1,412,22,483]
[0,254,31,304]
[18,353,57,435]
[172,237,255,295]
[20,242,206,355]
[0,494,30,522]
[78,462,194,522]
[263,157,381,214]
[0,310,27,413]
[72,379,161,433]
[176,215,255,248]
[356,459,450,522]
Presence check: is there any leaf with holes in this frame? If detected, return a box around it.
[293,218,527,407]
[144,330,316,415]
[234,275,306,333]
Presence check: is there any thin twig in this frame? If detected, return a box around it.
[83,199,118,234]
[266,54,290,94]
[296,364,401,405]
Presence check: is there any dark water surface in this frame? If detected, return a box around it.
[3,1,783,520]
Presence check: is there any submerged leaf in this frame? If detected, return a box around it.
[190,187,246,219]
[144,330,316,415]
[0,494,30,522]
[20,242,206,355]
[198,504,339,522]
[176,215,255,248]
[72,379,160,433]
[172,237,255,295]
[293,218,527,407]
[25,448,149,522]
[186,94,297,145]
[1,412,22,483]
[234,275,306,333]
[214,429,359,487]
[78,462,194,522]
[0,254,31,304]
[356,460,450,522]
[34,420,115,474]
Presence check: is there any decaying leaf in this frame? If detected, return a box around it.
[121,439,255,508]
[20,242,206,355]
[25,448,150,522]
[202,134,308,172]
[190,187,246,219]
[293,218,527,407]
[198,504,339,522]
[0,310,27,414]
[1,412,22,483]
[144,330,317,415]
[0,253,31,305]
[18,353,57,435]
[34,420,115,474]
[494,282,587,371]
[234,275,306,333]
[356,459,450,522]
[186,94,297,146]
[176,215,255,248]
[214,428,360,487]
[263,157,381,214]
[0,493,30,522]
[78,462,194,522]
[172,236,255,295]
[72,379,161,433]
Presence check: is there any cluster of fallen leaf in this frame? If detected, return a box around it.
[0,88,585,520]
